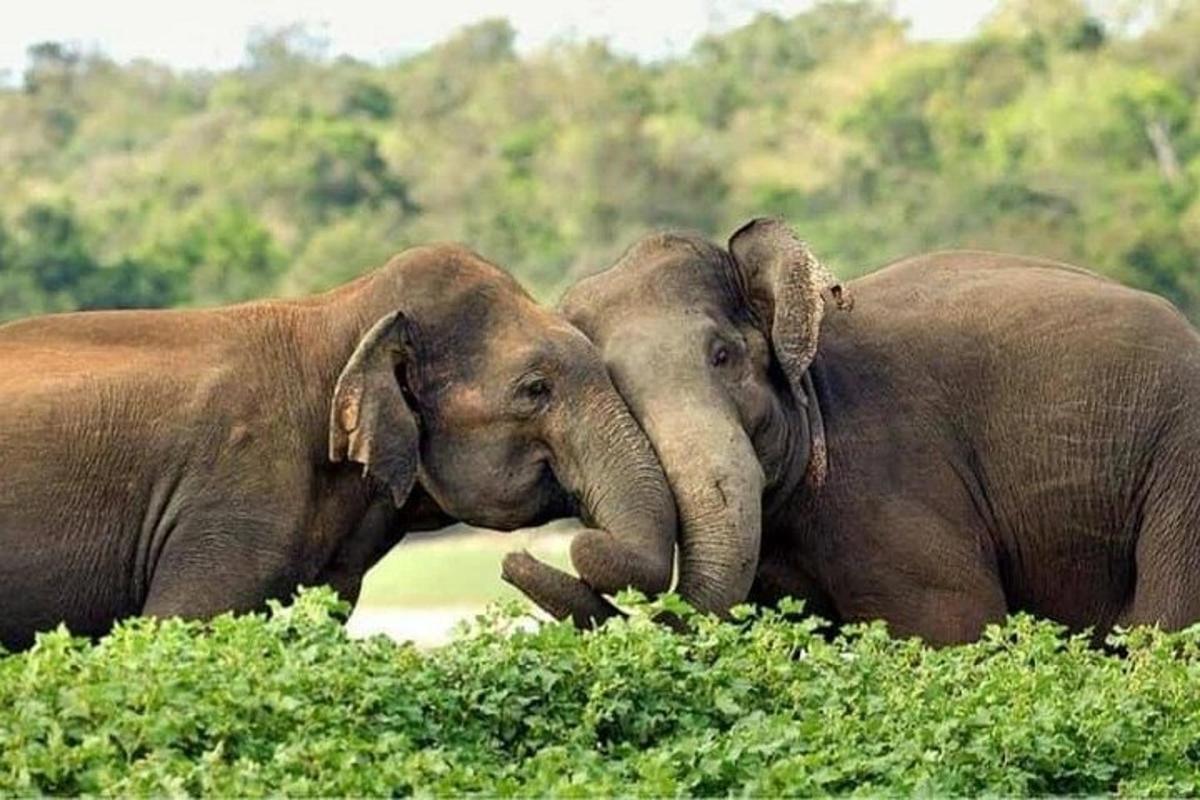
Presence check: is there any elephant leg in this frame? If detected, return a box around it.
[749,552,840,625]
[860,583,1007,647]
[142,516,304,621]
[831,500,1008,646]
[1118,482,1200,630]
[313,500,405,609]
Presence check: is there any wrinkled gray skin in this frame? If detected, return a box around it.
[509,218,1200,645]
[0,244,675,650]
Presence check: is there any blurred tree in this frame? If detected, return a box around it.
[136,205,284,305]
[23,41,83,96]
[0,203,180,319]
[246,25,330,74]
[12,204,95,295]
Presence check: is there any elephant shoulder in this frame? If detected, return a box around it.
[839,250,1180,331]
[857,250,1112,295]
[816,248,1200,398]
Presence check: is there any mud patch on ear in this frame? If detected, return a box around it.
[226,422,253,449]
[829,283,854,312]
[801,350,830,489]
[805,432,828,488]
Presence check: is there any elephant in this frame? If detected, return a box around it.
[0,243,676,651]
[505,218,1200,646]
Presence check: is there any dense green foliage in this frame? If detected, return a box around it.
[2,0,1199,320]
[3,587,1200,796]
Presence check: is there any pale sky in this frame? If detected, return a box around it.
[0,0,998,79]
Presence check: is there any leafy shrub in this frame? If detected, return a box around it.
[2,588,1200,796]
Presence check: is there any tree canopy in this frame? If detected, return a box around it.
[1,0,1198,320]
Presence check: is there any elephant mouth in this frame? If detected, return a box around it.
[526,460,579,526]
[425,458,579,532]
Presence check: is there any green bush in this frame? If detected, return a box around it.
[3,588,1200,796]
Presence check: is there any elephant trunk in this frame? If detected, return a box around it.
[503,369,762,624]
[649,411,764,615]
[559,386,679,598]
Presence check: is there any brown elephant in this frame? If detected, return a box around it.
[0,243,675,650]
[507,218,1200,646]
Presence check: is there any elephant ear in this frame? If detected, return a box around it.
[728,217,850,402]
[329,310,421,508]
[729,218,851,485]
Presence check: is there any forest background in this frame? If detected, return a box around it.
[2,0,1198,322]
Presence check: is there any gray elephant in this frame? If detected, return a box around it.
[0,243,675,650]
[507,218,1200,645]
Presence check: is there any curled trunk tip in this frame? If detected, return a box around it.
[502,550,621,628]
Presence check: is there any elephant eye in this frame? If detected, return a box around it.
[710,343,731,368]
[515,375,553,412]
[525,377,551,399]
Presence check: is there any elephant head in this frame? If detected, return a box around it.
[505,220,848,621]
[327,244,678,601]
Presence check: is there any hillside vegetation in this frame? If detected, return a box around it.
[1,0,1199,320]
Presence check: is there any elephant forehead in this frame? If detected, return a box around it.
[583,294,724,351]
[487,309,595,364]
[426,282,513,341]
[414,284,544,371]
[600,312,716,381]
[565,252,739,334]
